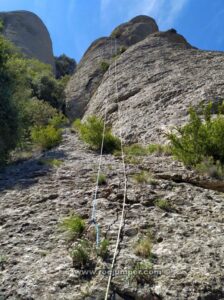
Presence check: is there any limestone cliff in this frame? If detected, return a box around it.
[0,10,55,71]
[66,15,224,147]
[65,16,159,119]
[0,14,224,300]
[84,29,224,144]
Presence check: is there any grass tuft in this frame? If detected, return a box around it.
[39,158,63,168]
[97,239,109,260]
[132,171,153,184]
[60,214,86,239]
[154,199,171,211]
[70,239,91,269]
[135,237,152,258]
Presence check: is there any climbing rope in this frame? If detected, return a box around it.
[91,39,113,247]
[104,38,128,300]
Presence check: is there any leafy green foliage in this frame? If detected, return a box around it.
[119,46,127,54]
[22,98,58,128]
[55,54,76,79]
[31,74,66,110]
[97,173,107,185]
[0,34,68,164]
[31,125,62,150]
[124,144,148,156]
[100,61,110,72]
[7,51,66,110]
[38,158,63,168]
[111,28,121,39]
[0,254,7,270]
[123,143,170,160]
[0,18,4,32]
[168,102,224,166]
[195,157,224,179]
[97,239,109,259]
[154,199,171,211]
[49,113,68,128]
[129,261,153,284]
[147,143,170,154]
[60,215,86,239]
[0,36,20,164]
[135,236,152,258]
[132,171,153,184]
[70,240,91,269]
[73,116,121,153]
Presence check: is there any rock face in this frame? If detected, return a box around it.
[111,15,159,46]
[65,16,159,119]
[84,30,224,144]
[0,10,55,71]
[66,14,224,144]
[0,130,223,300]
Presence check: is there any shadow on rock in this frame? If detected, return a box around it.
[0,150,67,192]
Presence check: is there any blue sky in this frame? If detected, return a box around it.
[0,0,224,62]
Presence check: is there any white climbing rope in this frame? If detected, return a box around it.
[91,39,113,247]
[104,38,128,300]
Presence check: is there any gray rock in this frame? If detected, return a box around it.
[65,15,159,120]
[84,29,224,144]
[0,10,55,71]
[0,131,223,300]
[111,15,159,46]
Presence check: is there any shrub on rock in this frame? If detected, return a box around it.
[31,125,62,150]
[73,116,120,153]
[168,102,224,167]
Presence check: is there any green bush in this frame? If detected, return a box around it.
[132,171,153,184]
[119,46,127,54]
[70,240,90,268]
[0,34,69,164]
[31,125,62,150]
[111,28,121,39]
[123,143,170,158]
[97,239,109,259]
[97,173,107,185]
[154,199,171,211]
[0,36,20,164]
[49,113,68,128]
[0,18,4,32]
[100,61,109,72]
[168,103,224,166]
[135,237,152,258]
[129,261,153,284]
[38,158,63,168]
[147,143,170,154]
[124,144,148,156]
[196,157,224,179]
[60,215,86,239]
[0,254,7,270]
[31,74,66,109]
[22,98,58,128]
[55,54,76,79]
[73,116,120,153]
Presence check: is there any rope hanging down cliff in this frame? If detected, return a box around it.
[90,38,113,246]
[104,38,128,300]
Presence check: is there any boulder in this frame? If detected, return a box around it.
[0,10,55,71]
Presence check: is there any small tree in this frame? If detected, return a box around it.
[73,116,120,153]
[168,102,224,166]
[31,125,62,150]
[0,36,20,164]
